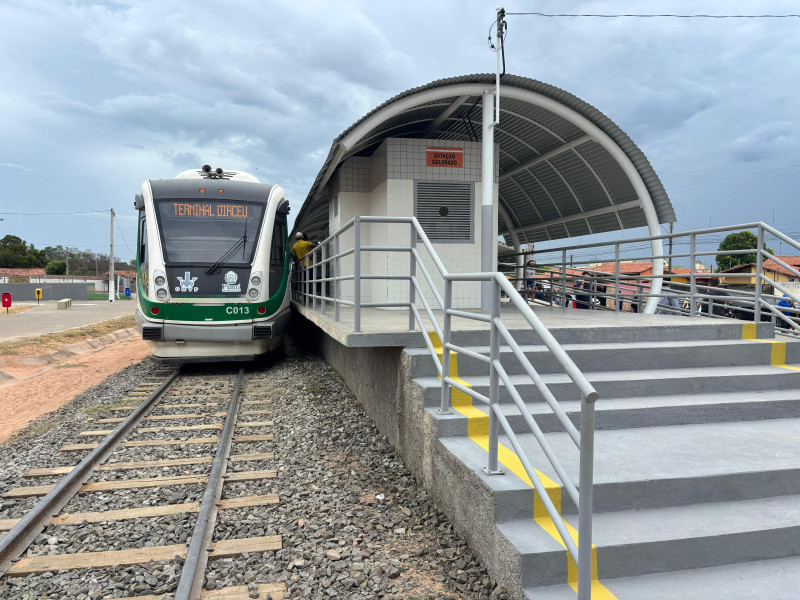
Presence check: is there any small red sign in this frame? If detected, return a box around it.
[426,147,464,168]
[1,293,11,308]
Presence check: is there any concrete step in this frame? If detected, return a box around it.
[406,337,800,378]
[416,363,800,405]
[500,493,800,589]
[438,418,800,518]
[441,319,772,348]
[524,555,800,599]
[431,390,800,437]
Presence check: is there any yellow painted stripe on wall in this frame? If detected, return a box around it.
[429,331,616,598]
[742,324,800,371]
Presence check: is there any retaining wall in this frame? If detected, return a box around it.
[0,283,89,302]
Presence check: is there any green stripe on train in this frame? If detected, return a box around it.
[138,260,289,323]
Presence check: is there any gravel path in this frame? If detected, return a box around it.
[0,338,510,599]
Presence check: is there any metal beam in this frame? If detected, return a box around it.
[500,199,641,235]
[422,95,470,138]
[501,135,592,180]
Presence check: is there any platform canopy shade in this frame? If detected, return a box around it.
[293,73,675,246]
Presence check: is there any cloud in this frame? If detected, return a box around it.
[2,0,800,255]
[0,163,37,174]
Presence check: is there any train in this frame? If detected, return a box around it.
[134,165,291,361]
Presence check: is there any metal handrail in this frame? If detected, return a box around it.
[506,222,800,336]
[291,215,599,599]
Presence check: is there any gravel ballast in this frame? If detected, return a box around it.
[0,338,510,599]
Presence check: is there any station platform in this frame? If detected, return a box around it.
[292,297,800,598]
[0,300,137,342]
[292,300,745,348]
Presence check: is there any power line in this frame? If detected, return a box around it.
[662,147,800,178]
[0,210,109,216]
[506,12,800,19]
[113,213,133,251]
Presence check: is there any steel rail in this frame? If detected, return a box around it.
[0,368,181,576]
[174,368,245,600]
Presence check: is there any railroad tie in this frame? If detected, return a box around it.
[1,495,279,531]
[22,452,275,478]
[4,536,282,577]
[3,471,276,498]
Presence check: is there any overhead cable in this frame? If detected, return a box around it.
[505,12,800,19]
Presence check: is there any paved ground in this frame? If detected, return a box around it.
[0,299,137,341]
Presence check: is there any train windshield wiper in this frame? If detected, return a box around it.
[205,234,247,275]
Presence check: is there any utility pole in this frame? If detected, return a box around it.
[480,6,505,312]
[667,222,674,274]
[109,209,115,302]
[65,248,69,276]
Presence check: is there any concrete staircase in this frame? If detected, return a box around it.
[406,319,800,599]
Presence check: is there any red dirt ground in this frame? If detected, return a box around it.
[0,339,152,443]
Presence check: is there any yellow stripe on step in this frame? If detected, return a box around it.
[429,331,616,598]
[742,323,800,371]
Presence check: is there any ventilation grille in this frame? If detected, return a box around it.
[415,181,473,243]
[142,327,163,341]
[253,325,272,339]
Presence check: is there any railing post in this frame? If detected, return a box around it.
[320,243,327,316]
[409,223,417,331]
[755,225,764,322]
[614,243,620,312]
[354,217,362,333]
[577,392,596,600]
[561,249,568,308]
[439,279,453,415]
[303,257,309,308]
[334,233,341,323]
[689,233,697,317]
[312,247,317,313]
[523,252,529,301]
[484,277,503,475]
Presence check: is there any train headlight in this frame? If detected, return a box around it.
[250,275,261,287]
[154,275,166,286]
[156,289,168,300]
[248,288,259,299]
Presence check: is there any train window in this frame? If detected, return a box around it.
[155,199,265,265]
[269,210,287,297]
[139,216,148,266]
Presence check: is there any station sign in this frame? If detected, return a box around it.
[426,147,464,168]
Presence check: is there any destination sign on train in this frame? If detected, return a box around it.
[171,202,249,218]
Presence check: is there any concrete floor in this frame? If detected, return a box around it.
[292,299,736,348]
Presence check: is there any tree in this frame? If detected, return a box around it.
[716,231,774,271]
[45,260,67,275]
[0,235,46,268]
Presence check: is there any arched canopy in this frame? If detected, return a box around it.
[294,73,675,246]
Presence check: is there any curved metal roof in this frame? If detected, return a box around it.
[294,73,675,245]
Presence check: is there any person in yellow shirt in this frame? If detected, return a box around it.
[291,232,317,261]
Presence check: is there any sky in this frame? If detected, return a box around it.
[2,0,800,264]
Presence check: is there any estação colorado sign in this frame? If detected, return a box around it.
[426,147,463,168]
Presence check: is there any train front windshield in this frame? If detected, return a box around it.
[155,199,265,265]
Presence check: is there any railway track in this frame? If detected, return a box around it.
[0,366,285,599]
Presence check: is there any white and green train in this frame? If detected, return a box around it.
[134,165,291,361]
